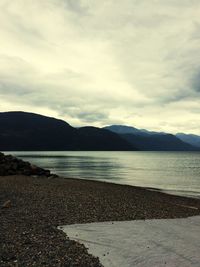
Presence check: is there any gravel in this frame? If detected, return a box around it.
[1,171,200,266]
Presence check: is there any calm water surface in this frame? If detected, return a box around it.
[8,151,200,198]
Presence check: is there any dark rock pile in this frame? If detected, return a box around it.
[0,152,51,176]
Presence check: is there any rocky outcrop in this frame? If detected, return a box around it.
[0,152,51,176]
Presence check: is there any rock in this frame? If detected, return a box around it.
[0,152,54,177]
[2,200,11,208]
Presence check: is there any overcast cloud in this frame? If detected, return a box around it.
[0,0,200,133]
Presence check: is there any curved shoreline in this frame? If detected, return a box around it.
[60,175,200,200]
[7,150,200,200]
[1,174,200,266]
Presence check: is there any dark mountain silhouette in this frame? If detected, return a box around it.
[0,112,136,151]
[78,126,137,150]
[176,133,200,148]
[120,133,198,151]
[105,125,199,151]
[1,112,198,151]
[104,125,165,136]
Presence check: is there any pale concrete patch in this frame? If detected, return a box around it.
[59,216,200,267]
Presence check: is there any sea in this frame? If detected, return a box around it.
[7,151,200,198]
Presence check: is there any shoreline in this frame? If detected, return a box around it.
[6,150,200,200]
[60,175,200,200]
[1,174,200,266]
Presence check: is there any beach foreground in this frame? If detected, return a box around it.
[61,216,200,267]
[1,175,200,266]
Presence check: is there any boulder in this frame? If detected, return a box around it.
[0,152,52,177]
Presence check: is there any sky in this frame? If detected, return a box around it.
[0,0,200,134]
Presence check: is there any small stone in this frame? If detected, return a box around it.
[2,200,11,208]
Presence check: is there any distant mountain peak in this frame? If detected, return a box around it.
[104,124,199,151]
[176,133,200,148]
[104,125,165,136]
[104,125,140,134]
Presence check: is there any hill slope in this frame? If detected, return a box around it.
[121,133,198,151]
[176,133,200,148]
[0,112,136,151]
[104,125,198,151]
[78,126,137,150]
[104,125,165,136]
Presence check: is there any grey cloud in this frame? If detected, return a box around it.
[1,5,44,46]
[0,0,200,133]
[75,111,108,124]
[191,70,200,93]
[62,0,89,15]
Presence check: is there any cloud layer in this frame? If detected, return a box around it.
[0,0,200,133]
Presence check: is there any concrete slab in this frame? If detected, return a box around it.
[59,216,200,267]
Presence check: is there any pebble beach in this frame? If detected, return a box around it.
[1,153,200,266]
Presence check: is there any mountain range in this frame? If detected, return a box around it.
[0,111,199,151]
[104,125,165,136]
[104,125,199,151]
[176,133,200,148]
[0,112,135,151]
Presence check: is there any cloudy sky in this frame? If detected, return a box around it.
[0,0,200,133]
